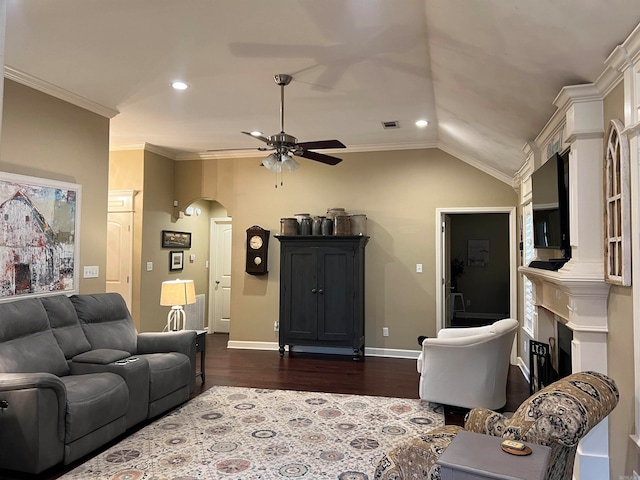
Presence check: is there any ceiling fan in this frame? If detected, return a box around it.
[242,74,346,175]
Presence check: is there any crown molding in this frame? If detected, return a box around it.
[4,66,119,119]
[175,140,440,161]
[438,142,516,186]
[127,140,516,186]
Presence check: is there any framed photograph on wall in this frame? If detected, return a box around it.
[0,172,81,300]
[170,250,184,271]
[162,230,191,249]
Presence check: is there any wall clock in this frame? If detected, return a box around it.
[246,225,270,275]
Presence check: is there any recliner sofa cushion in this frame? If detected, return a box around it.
[61,372,128,443]
[70,293,137,354]
[139,352,191,402]
[41,295,91,359]
[0,298,69,376]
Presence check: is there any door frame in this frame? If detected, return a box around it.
[435,206,517,360]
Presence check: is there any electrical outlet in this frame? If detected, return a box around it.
[146,262,153,272]
[416,263,423,273]
[523,341,528,353]
[274,321,279,332]
[382,327,389,337]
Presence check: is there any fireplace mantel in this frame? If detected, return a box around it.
[520,265,610,333]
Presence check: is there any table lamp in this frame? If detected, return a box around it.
[160,279,196,331]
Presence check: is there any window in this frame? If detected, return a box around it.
[604,119,631,286]
[523,203,535,334]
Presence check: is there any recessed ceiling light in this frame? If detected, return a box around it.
[415,119,429,128]
[172,81,189,90]
[250,131,263,137]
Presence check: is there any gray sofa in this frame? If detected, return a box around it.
[0,292,197,474]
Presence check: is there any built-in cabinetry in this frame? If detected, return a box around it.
[276,235,368,359]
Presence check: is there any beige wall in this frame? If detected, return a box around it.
[109,149,215,332]
[0,79,110,295]
[602,81,639,479]
[109,150,144,326]
[191,148,517,350]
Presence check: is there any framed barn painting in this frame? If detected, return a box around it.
[0,172,81,300]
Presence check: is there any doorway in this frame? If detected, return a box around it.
[435,207,517,336]
[106,190,135,311]
[209,218,232,333]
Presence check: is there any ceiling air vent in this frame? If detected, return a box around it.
[381,120,400,129]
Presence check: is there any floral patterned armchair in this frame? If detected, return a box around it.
[374,371,619,480]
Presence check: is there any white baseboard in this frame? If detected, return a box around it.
[226,340,421,359]
[517,356,531,383]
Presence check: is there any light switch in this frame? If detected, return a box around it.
[83,266,99,278]
[146,262,153,272]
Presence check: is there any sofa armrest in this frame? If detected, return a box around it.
[137,330,196,357]
[464,407,508,436]
[0,372,67,441]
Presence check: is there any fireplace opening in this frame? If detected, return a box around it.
[557,321,573,379]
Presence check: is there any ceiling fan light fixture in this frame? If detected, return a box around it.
[281,152,300,172]
[262,152,281,172]
[250,130,263,137]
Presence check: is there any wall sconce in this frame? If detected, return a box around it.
[160,279,196,331]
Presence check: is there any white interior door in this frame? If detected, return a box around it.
[209,219,232,333]
[106,191,135,311]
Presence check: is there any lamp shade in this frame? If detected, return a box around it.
[160,279,196,306]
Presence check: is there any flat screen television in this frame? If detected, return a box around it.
[531,150,570,258]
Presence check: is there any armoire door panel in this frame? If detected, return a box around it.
[318,249,354,340]
[283,249,317,339]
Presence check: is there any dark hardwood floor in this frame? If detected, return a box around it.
[2,333,530,480]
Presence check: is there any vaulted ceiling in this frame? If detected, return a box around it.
[5,1,640,183]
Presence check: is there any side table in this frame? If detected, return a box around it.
[437,430,550,480]
[195,329,206,383]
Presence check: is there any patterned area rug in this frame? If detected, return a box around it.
[60,385,444,479]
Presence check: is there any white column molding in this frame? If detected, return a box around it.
[520,82,610,480]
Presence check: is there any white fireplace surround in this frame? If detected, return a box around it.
[519,83,612,479]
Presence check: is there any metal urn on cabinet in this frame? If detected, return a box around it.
[276,235,369,360]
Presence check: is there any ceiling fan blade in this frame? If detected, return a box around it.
[241,131,271,144]
[297,149,342,165]
[296,139,346,150]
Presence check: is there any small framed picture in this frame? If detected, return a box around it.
[169,251,184,271]
[162,230,192,249]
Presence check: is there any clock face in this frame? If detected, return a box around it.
[249,235,263,249]
[253,256,262,265]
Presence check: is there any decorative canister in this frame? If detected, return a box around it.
[300,217,312,235]
[350,214,367,235]
[321,217,333,236]
[326,208,346,219]
[294,213,311,224]
[312,216,325,235]
[280,218,299,235]
[333,215,351,235]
